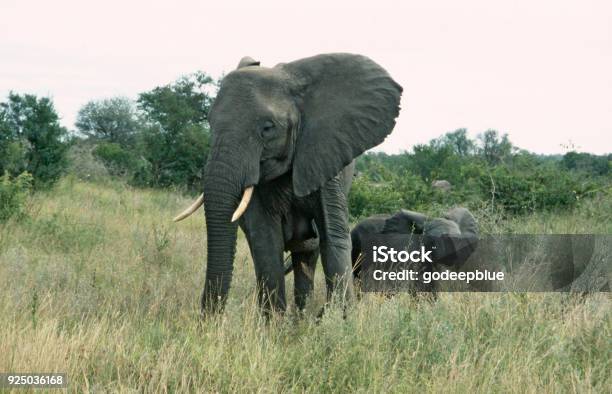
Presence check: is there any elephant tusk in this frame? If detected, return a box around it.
[231,186,254,222]
[173,194,204,222]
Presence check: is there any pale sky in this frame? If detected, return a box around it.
[1,0,610,154]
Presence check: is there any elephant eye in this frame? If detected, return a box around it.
[261,121,276,136]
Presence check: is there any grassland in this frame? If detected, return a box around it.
[0,177,610,393]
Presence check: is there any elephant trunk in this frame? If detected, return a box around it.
[201,139,260,312]
[444,208,479,268]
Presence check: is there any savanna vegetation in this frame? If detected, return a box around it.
[2,75,609,222]
[0,74,610,391]
[0,178,610,392]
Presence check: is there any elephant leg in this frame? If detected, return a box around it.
[350,230,363,280]
[548,235,575,290]
[292,249,319,311]
[241,196,287,314]
[314,176,354,305]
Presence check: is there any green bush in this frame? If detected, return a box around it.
[0,140,28,175]
[0,93,69,188]
[65,141,110,182]
[92,142,137,177]
[561,151,611,176]
[484,164,595,214]
[351,130,609,217]
[135,123,208,189]
[349,176,404,219]
[0,171,33,222]
[71,74,216,190]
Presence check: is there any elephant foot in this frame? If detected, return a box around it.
[292,250,319,311]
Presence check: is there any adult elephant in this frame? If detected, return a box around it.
[350,208,479,280]
[174,54,402,313]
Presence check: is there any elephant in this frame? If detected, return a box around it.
[173,54,402,313]
[349,209,608,293]
[431,179,452,192]
[350,207,479,281]
[462,234,608,292]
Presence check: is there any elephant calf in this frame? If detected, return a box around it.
[350,208,479,281]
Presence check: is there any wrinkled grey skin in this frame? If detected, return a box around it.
[350,208,479,279]
[201,54,402,314]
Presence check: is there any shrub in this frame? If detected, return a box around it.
[92,142,137,177]
[561,151,611,176]
[65,141,109,182]
[135,123,208,189]
[482,164,593,214]
[0,171,33,222]
[349,176,404,219]
[352,129,609,217]
[0,93,69,187]
[0,140,28,175]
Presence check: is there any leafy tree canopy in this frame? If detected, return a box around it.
[134,72,216,190]
[76,97,139,145]
[0,92,69,186]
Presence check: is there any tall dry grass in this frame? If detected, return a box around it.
[0,177,610,392]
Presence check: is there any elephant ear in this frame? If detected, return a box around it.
[428,208,479,268]
[282,53,402,197]
[237,56,260,69]
[382,209,427,234]
[444,208,478,237]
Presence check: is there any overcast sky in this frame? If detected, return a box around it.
[1,0,610,154]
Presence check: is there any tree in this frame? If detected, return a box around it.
[410,144,449,180]
[477,129,514,165]
[435,129,475,156]
[0,111,27,175]
[75,97,139,145]
[136,71,216,189]
[0,93,69,186]
[561,151,611,176]
[138,71,214,133]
